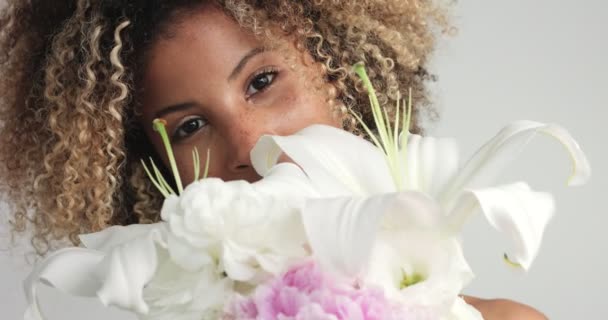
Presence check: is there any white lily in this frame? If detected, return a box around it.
[249,63,590,318]
[24,223,233,320]
[252,65,590,272]
[252,121,589,273]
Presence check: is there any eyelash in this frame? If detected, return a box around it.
[173,116,207,141]
[245,67,279,98]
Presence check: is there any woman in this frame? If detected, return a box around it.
[0,0,546,318]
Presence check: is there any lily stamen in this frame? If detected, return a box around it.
[142,118,211,197]
[352,62,414,191]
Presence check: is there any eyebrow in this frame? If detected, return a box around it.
[228,47,265,81]
[153,47,265,119]
[154,102,197,119]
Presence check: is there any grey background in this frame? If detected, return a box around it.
[1,0,606,319]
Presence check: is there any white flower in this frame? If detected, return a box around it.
[299,190,474,318]
[23,162,316,320]
[251,116,589,319]
[23,61,590,320]
[23,224,230,320]
[253,120,590,271]
[161,164,313,283]
[141,257,231,320]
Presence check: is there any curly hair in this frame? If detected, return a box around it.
[0,0,452,254]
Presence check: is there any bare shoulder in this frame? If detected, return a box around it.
[463,295,548,320]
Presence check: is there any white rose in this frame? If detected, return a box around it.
[161,176,309,284]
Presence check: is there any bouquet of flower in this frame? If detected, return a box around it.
[23,64,590,320]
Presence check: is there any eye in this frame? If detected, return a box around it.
[174,116,207,140]
[245,68,278,97]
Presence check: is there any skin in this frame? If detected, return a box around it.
[139,6,548,320]
[140,6,340,185]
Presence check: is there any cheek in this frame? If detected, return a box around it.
[170,132,220,185]
[272,77,338,132]
[182,133,235,182]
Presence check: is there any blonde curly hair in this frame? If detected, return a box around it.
[0,0,452,254]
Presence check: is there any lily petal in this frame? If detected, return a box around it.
[95,227,166,313]
[79,223,167,252]
[446,182,555,270]
[400,133,460,197]
[252,125,394,196]
[24,248,104,320]
[25,225,169,319]
[439,120,590,209]
[252,162,319,198]
[301,191,442,281]
[301,195,389,280]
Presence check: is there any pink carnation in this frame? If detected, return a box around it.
[224,261,435,320]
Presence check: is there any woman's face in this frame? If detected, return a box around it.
[140,6,340,185]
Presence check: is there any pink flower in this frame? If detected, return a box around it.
[224,261,436,320]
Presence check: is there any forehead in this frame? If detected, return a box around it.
[144,6,260,76]
[138,6,267,114]
[139,7,307,111]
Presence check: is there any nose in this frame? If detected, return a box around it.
[223,115,275,181]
